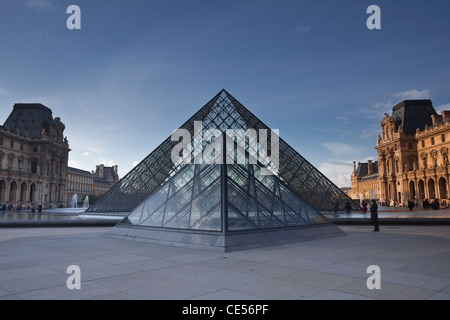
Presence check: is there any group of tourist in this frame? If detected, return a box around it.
[1,203,43,213]
[422,199,447,210]
[332,199,380,232]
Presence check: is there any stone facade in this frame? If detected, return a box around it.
[93,164,119,196]
[352,99,450,206]
[66,164,119,206]
[350,160,380,201]
[0,104,70,209]
[0,103,120,209]
[66,167,93,206]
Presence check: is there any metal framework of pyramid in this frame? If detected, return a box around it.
[93,90,352,251]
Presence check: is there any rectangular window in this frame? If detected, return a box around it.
[422,140,425,148]
[408,142,413,150]
[442,134,446,143]
[31,161,37,174]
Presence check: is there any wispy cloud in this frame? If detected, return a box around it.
[393,89,431,100]
[293,25,311,34]
[25,0,52,10]
[68,159,81,168]
[99,157,116,167]
[436,103,450,113]
[0,86,10,96]
[358,88,431,120]
[318,160,353,187]
[310,126,328,133]
[359,99,395,119]
[360,125,381,139]
[322,142,363,159]
[32,30,53,38]
[319,142,376,186]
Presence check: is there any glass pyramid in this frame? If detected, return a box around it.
[88,89,357,215]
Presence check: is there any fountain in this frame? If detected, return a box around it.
[83,196,89,208]
[70,194,78,208]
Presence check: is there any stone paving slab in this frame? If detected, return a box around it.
[0,225,449,301]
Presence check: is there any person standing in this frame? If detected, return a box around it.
[345,200,351,214]
[332,200,339,217]
[362,201,368,214]
[370,199,380,232]
[407,200,414,211]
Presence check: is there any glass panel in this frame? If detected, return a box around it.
[164,180,193,224]
[227,181,250,214]
[190,203,221,231]
[126,202,145,225]
[228,203,258,230]
[258,207,284,228]
[255,180,273,212]
[193,164,220,198]
[305,203,328,224]
[140,204,165,227]
[272,198,285,225]
[254,167,276,192]
[283,204,304,225]
[190,183,221,228]
[139,184,169,224]
[279,183,301,210]
[168,165,195,197]
[229,164,252,185]
[163,204,191,229]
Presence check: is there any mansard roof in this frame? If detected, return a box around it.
[3,103,54,138]
[391,100,437,135]
[355,161,378,177]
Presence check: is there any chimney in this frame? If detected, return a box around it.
[368,160,373,174]
[353,161,356,174]
[99,164,104,178]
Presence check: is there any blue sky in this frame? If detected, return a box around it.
[1,0,450,187]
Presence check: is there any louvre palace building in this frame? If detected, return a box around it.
[0,103,118,209]
[0,103,70,208]
[351,99,450,207]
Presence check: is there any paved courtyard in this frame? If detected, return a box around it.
[0,224,450,300]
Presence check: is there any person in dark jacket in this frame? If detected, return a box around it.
[370,199,380,232]
[344,200,351,214]
[407,200,414,211]
[332,200,339,217]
